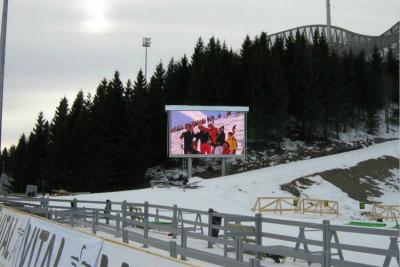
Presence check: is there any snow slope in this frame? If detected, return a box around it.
[71,140,399,222]
[56,140,399,267]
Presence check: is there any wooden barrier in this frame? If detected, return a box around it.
[301,198,339,217]
[251,197,301,214]
[370,204,400,221]
[252,197,339,217]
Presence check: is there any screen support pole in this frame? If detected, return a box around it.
[187,158,192,179]
[221,158,227,176]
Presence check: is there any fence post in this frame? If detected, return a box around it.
[235,236,243,262]
[92,211,96,234]
[116,213,121,237]
[105,200,111,225]
[48,209,53,220]
[72,198,78,210]
[40,196,44,208]
[208,208,213,248]
[172,204,178,239]
[181,228,187,260]
[223,214,228,257]
[255,213,262,261]
[70,208,75,227]
[249,258,260,267]
[121,201,127,228]
[169,240,177,258]
[123,229,128,244]
[323,220,331,267]
[95,210,99,224]
[143,201,149,248]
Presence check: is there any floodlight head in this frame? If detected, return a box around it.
[142,37,151,47]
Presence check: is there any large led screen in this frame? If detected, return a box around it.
[167,106,248,158]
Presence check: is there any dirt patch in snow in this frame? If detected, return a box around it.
[280,178,316,197]
[281,156,399,203]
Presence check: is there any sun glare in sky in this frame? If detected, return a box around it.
[82,0,111,33]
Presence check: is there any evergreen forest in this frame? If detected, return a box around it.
[1,30,399,193]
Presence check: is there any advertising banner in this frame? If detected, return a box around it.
[166,106,248,158]
[0,206,30,267]
[98,241,187,267]
[15,216,102,267]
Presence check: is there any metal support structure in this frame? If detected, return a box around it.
[142,37,151,81]
[187,158,192,179]
[0,0,9,152]
[323,220,332,267]
[181,228,187,260]
[169,240,177,258]
[172,204,178,239]
[267,22,399,59]
[207,208,213,248]
[255,213,262,261]
[221,158,228,176]
[326,0,332,44]
[143,201,149,248]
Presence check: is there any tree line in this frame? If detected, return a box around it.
[1,30,399,193]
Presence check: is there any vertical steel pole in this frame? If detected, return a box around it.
[221,158,227,176]
[187,158,192,179]
[0,0,9,152]
[144,46,148,81]
[326,0,332,44]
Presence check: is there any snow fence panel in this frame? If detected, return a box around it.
[0,206,30,267]
[15,215,103,267]
[97,240,188,267]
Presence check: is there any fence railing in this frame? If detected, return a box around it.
[371,204,400,222]
[0,195,398,267]
[251,197,301,214]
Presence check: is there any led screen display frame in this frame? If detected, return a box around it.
[165,105,249,158]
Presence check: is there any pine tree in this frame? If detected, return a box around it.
[267,37,290,148]
[164,56,190,105]
[1,148,9,174]
[46,97,69,191]
[188,38,205,103]
[385,48,399,103]
[365,47,383,134]
[147,63,167,165]
[125,70,150,187]
[26,112,49,192]
[354,50,369,121]
[87,72,128,191]
[10,134,28,192]
[240,35,254,107]
[66,91,92,191]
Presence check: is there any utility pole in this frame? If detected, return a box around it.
[326,0,332,44]
[0,0,9,153]
[142,37,151,81]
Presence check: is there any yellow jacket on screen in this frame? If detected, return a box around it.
[227,136,237,150]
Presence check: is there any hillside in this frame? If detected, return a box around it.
[70,140,399,223]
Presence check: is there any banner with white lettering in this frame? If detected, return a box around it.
[98,241,187,267]
[15,216,103,267]
[0,206,30,267]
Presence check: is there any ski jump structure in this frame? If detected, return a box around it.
[267,22,399,59]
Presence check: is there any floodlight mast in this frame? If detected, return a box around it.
[326,0,332,44]
[142,37,151,81]
[0,0,9,154]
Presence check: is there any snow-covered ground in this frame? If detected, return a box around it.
[54,140,399,266]
[70,140,399,222]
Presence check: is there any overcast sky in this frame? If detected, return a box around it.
[1,0,399,148]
